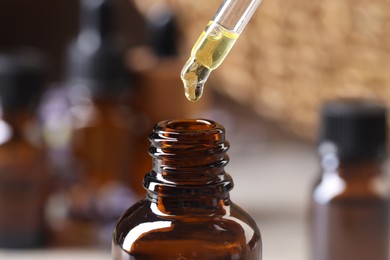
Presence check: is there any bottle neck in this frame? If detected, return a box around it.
[340,160,383,178]
[144,119,234,214]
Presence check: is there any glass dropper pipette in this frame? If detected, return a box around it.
[180,0,263,101]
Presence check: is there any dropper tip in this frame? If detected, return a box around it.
[180,58,209,102]
[185,91,202,102]
[182,81,204,102]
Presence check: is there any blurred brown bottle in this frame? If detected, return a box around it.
[65,0,138,192]
[0,50,49,248]
[46,0,139,247]
[310,99,389,260]
[112,119,261,260]
[128,5,209,122]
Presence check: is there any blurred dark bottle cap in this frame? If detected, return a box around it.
[319,99,387,160]
[66,0,128,97]
[146,5,178,58]
[0,49,46,111]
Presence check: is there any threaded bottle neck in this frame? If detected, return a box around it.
[144,119,233,197]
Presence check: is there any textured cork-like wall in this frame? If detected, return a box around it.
[134,0,390,139]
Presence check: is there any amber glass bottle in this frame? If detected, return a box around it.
[112,119,261,260]
[0,50,49,248]
[310,99,389,260]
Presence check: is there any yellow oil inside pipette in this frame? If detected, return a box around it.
[181,22,238,102]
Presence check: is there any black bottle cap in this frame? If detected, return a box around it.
[66,0,127,97]
[319,99,387,160]
[0,49,46,112]
[146,6,178,57]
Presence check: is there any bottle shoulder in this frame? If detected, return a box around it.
[43,85,133,130]
[312,170,388,204]
[115,199,259,232]
[230,202,260,233]
[113,199,261,257]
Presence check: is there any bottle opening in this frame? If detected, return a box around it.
[163,119,217,131]
[152,119,225,144]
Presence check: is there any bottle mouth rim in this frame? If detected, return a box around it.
[150,118,227,147]
[157,119,222,133]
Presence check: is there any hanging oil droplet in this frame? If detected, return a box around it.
[180,58,211,102]
[180,22,239,102]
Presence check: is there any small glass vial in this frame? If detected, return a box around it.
[112,119,261,260]
[0,50,49,248]
[310,99,389,260]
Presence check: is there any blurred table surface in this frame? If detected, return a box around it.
[0,96,317,260]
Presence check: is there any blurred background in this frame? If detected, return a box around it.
[0,0,388,259]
